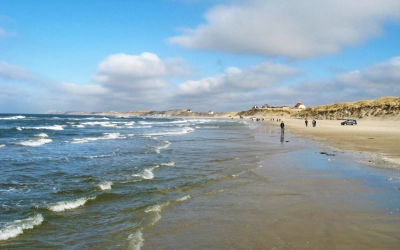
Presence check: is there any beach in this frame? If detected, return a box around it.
[277,117,400,169]
[143,117,400,249]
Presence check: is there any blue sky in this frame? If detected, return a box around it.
[1,0,400,113]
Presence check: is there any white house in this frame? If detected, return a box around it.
[294,102,306,109]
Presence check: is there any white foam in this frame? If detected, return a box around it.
[48,196,96,212]
[141,168,155,180]
[145,204,163,213]
[22,125,64,130]
[34,133,48,138]
[154,141,171,153]
[132,165,161,180]
[0,144,5,148]
[128,229,144,250]
[71,133,125,144]
[98,181,113,190]
[81,121,116,127]
[0,214,44,241]
[0,115,25,120]
[16,138,52,147]
[161,161,175,167]
[176,195,191,202]
[144,127,194,137]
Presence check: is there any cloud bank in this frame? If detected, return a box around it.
[169,0,400,58]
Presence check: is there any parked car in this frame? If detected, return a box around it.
[341,119,357,125]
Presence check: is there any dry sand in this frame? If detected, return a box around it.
[272,117,400,169]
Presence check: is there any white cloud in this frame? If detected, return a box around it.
[92,52,190,91]
[0,61,37,81]
[169,0,400,58]
[177,61,301,95]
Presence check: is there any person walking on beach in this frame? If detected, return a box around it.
[312,119,316,127]
[280,121,285,133]
[305,119,308,127]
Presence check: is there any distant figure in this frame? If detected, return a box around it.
[280,121,285,133]
[305,119,308,127]
[312,119,316,127]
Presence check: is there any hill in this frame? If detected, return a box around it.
[237,97,400,120]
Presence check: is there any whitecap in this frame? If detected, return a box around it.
[154,141,171,153]
[133,165,160,180]
[98,181,113,190]
[15,138,52,147]
[128,229,144,250]
[71,138,88,144]
[34,133,48,138]
[48,196,96,212]
[70,133,125,144]
[161,161,175,167]
[141,168,154,180]
[0,144,5,148]
[0,214,44,241]
[144,127,194,137]
[145,204,163,213]
[0,115,26,120]
[176,195,191,202]
[22,125,64,130]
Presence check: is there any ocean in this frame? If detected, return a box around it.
[0,114,399,249]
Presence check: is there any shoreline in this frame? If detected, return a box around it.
[142,120,400,249]
[263,117,400,171]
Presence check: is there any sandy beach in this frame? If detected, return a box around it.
[271,117,400,170]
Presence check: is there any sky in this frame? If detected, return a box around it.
[1,0,400,113]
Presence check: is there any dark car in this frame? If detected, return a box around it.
[341,119,357,125]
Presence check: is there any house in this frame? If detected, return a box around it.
[208,110,214,114]
[262,104,271,108]
[294,102,306,109]
[186,109,192,113]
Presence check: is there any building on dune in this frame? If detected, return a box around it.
[294,102,306,109]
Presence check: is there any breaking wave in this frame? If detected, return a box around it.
[47,196,96,212]
[0,214,44,241]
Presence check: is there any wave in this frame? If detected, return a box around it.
[128,229,144,250]
[15,138,52,147]
[47,196,96,212]
[154,141,171,153]
[0,144,5,148]
[144,202,170,225]
[0,115,26,120]
[71,133,126,144]
[176,194,191,202]
[133,165,160,180]
[21,125,64,130]
[143,127,194,137]
[34,133,48,138]
[0,214,44,241]
[98,181,113,190]
[81,121,116,127]
[161,161,175,167]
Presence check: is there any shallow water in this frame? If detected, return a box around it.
[0,114,399,249]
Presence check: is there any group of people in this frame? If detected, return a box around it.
[304,119,316,127]
[279,118,317,134]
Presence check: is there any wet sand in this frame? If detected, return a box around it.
[142,118,400,249]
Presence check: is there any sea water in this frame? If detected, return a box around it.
[0,114,284,249]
